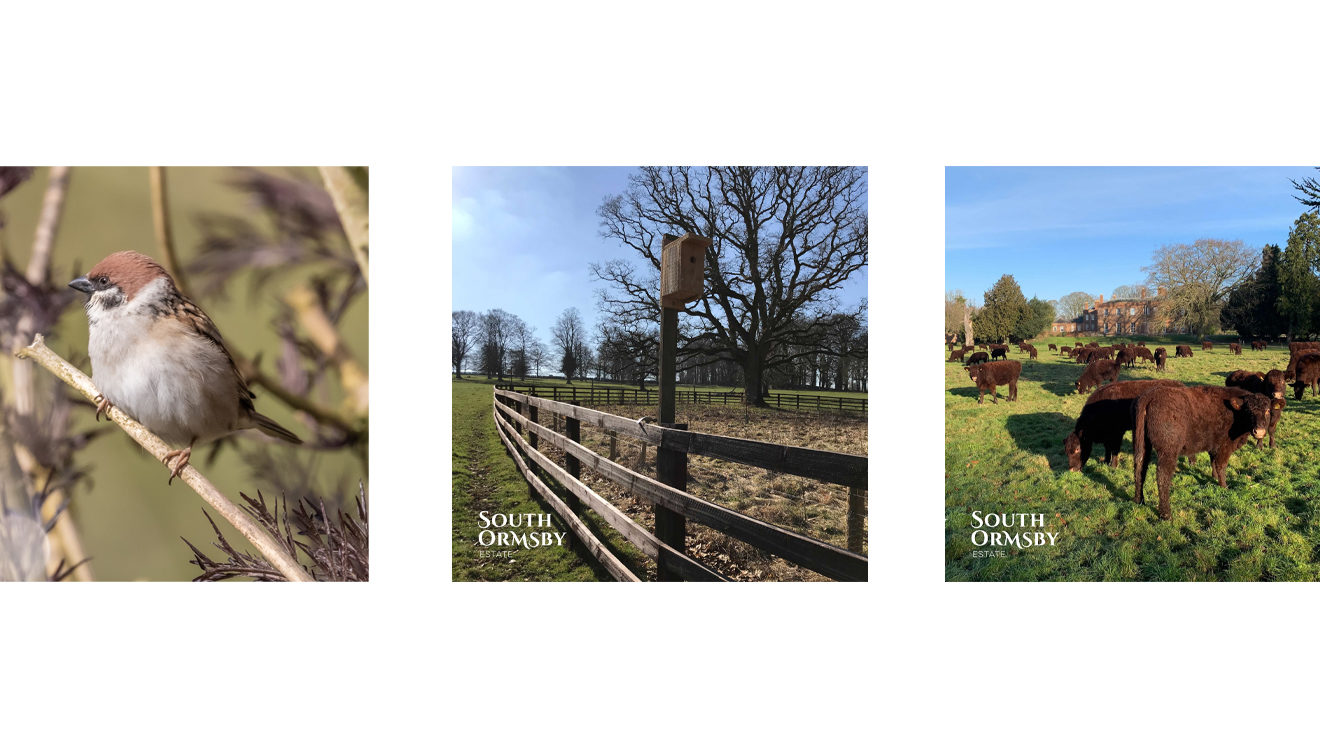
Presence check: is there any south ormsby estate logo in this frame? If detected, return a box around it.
[968,512,1060,558]
[475,512,569,559]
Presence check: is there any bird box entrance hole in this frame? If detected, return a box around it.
[660,233,710,309]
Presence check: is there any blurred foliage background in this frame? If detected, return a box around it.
[0,167,368,581]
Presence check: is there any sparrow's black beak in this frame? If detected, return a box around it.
[68,276,94,294]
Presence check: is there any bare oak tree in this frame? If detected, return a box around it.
[1144,239,1258,336]
[594,166,868,405]
[451,310,480,378]
[551,307,588,384]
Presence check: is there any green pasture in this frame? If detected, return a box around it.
[946,335,1320,582]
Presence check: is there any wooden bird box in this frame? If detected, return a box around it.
[660,233,709,309]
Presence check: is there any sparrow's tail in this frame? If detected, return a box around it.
[251,412,303,444]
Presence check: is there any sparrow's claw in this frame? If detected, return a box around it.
[163,447,192,485]
[94,395,112,422]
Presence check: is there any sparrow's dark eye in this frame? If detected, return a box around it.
[97,277,109,287]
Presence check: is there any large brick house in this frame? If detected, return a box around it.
[1052,287,1168,337]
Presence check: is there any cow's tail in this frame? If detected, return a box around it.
[1132,393,1150,503]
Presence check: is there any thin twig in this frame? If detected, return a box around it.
[318,166,369,285]
[149,166,195,300]
[16,335,315,582]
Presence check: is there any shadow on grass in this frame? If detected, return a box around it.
[1004,412,1074,471]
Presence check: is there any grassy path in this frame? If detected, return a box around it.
[451,379,605,581]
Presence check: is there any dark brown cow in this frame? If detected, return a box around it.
[1175,345,1193,358]
[1291,353,1320,399]
[977,343,988,350]
[1225,369,1287,401]
[965,351,989,366]
[1115,348,1136,368]
[1201,340,1213,351]
[948,348,967,362]
[1076,358,1121,394]
[991,347,1007,360]
[1154,347,1167,372]
[967,360,1021,404]
[1048,343,1058,352]
[1064,380,1184,471]
[1251,340,1266,351]
[1134,346,1155,365]
[1133,386,1276,520]
[1228,343,1241,355]
[1024,344,1038,360]
[1060,346,1072,356]
[1284,342,1320,379]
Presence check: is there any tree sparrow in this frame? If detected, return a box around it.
[69,251,301,483]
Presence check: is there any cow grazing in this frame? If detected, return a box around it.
[1132,385,1276,520]
[1228,343,1241,355]
[1251,340,1267,351]
[1115,348,1136,368]
[948,348,966,362]
[967,360,1022,404]
[1291,353,1320,399]
[1201,340,1213,351]
[1027,345,1038,360]
[991,347,1007,360]
[1175,345,1193,358]
[1154,347,1167,372]
[1048,343,1058,352]
[1060,346,1072,356]
[977,343,988,350]
[965,351,989,366]
[1076,358,1121,394]
[1134,346,1155,365]
[1065,379,1184,471]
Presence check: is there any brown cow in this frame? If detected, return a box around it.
[1076,358,1121,394]
[1175,345,1193,358]
[1025,345,1038,360]
[1132,385,1276,520]
[1048,343,1058,352]
[1060,346,1072,356]
[948,348,967,362]
[1228,343,1241,355]
[1284,342,1320,379]
[1064,380,1184,471]
[1115,348,1136,368]
[1134,346,1155,365]
[991,347,1008,361]
[1251,340,1267,351]
[1201,340,1213,351]
[977,343,988,350]
[1154,347,1167,372]
[967,360,1021,404]
[1291,353,1320,399]
[965,351,989,366]
[1225,369,1289,447]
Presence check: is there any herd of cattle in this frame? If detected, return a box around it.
[946,337,1320,521]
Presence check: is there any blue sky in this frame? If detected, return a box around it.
[453,166,869,354]
[945,166,1319,307]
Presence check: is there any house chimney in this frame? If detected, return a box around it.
[1157,286,1166,296]
[1097,294,1104,305]
[1140,287,1147,299]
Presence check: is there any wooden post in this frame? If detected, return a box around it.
[565,401,581,517]
[609,432,618,461]
[655,422,688,581]
[527,403,539,450]
[848,486,867,554]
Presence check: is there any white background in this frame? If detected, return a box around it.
[6,1,1320,746]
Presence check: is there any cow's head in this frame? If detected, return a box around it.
[1228,393,1275,441]
[1064,432,1083,472]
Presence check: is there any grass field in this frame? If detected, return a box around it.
[453,376,867,581]
[946,335,1320,582]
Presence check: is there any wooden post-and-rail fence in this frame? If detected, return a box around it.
[499,384,866,414]
[492,388,868,582]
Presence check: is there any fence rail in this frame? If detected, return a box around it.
[498,384,867,413]
[492,388,868,582]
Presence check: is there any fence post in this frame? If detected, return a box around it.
[609,431,618,461]
[848,486,867,554]
[655,422,688,580]
[565,401,581,518]
[527,402,538,450]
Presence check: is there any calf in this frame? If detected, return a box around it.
[1228,343,1241,355]
[967,360,1022,404]
[1175,345,1193,358]
[1201,340,1213,351]
[1284,342,1320,379]
[1132,385,1275,520]
[1134,346,1155,365]
[1048,343,1058,352]
[1076,358,1121,394]
[1291,353,1320,399]
[1065,380,1184,471]
[1154,347,1167,372]
[991,347,1007,360]
[1060,346,1072,356]
[1115,348,1136,368]
[965,351,989,366]
[977,343,988,350]
[948,348,966,362]
[1225,369,1287,402]
[1251,340,1265,351]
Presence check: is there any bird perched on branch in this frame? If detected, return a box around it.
[69,251,301,483]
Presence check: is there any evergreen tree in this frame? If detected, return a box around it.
[1277,213,1320,340]
[975,275,1029,342]
[1221,244,1283,339]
